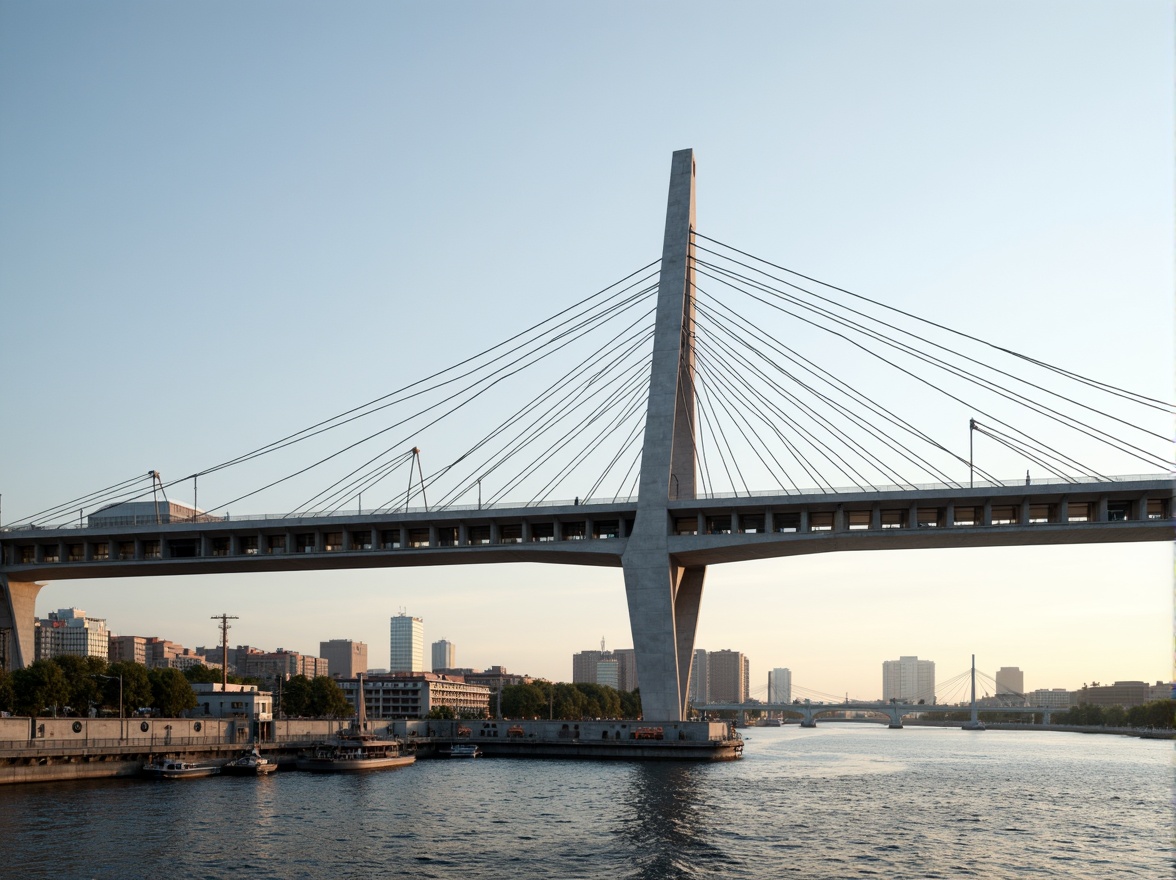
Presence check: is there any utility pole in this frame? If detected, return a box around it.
[211,613,239,691]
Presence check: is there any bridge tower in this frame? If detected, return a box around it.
[622,149,703,722]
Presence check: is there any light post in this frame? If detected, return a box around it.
[97,674,123,740]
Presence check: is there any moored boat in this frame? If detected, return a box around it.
[222,746,278,776]
[446,743,481,758]
[296,734,415,772]
[142,756,219,780]
[295,672,415,773]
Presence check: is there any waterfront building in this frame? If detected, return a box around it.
[708,650,748,703]
[1078,681,1161,709]
[320,639,368,679]
[389,613,424,673]
[189,682,273,740]
[882,656,936,703]
[768,668,792,704]
[34,608,109,661]
[1028,688,1072,709]
[995,666,1025,696]
[431,639,456,671]
[339,672,490,719]
[688,649,708,707]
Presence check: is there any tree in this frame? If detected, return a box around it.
[619,689,641,719]
[501,683,547,719]
[309,676,352,718]
[149,667,197,717]
[107,661,153,716]
[0,668,13,714]
[279,675,313,717]
[12,660,70,717]
[50,654,107,714]
[427,705,456,719]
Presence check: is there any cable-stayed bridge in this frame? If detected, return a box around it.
[2,150,1170,723]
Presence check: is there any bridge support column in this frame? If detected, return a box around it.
[0,575,43,670]
[622,148,699,723]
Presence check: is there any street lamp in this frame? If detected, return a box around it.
[96,673,123,740]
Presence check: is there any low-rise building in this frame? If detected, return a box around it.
[189,682,273,740]
[1028,688,1072,710]
[339,673,491,719]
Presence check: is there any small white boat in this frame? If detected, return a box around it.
[447,743,481,758]
[142,756,219,780]
[222,746,278,776]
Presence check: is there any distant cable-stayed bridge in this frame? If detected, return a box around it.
[2,150,1170,722]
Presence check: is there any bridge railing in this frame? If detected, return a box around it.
[693,472,1171,500]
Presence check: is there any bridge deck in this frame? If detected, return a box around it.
[2,478,1168,580]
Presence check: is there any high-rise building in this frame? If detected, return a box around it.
[389,613,424,673]
[572,647,639,691]
[612,648,638,692]
[768,668,792,703]
[708,649,748,703]
[572,650,602,684]
[34,609,109,660]
[995,667,1025,696]
[882,656,936,702]
[688,649,709,706]
[431,639,456,672]
[596,658,619,688]
[320,639,369,679]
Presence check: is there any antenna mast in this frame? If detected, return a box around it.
[211,613,239,691]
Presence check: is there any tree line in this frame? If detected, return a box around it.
[0,658,351,720]
[498,681,641,720]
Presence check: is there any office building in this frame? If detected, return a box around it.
[768,668,792,704]
[995,667,1025,696]
[389,613,424,673]
[572,646,639,691]
[572,650,602,684]
[432,639,456,672]
[596,658,619,688]
[320,639,368,679]
[612,648,639,692]
[708,650,749,703]
[882,656,936,702]
[34,608,109,661]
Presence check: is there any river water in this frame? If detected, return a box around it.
[1,725,1169,879]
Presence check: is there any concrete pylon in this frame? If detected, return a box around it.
[0,575,43,670]
[622,149,705,722]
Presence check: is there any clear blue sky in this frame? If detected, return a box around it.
[1,1,1170,699]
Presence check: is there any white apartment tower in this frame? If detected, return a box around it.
[882,656,936,702]
[768,668,792,704]
[431,639,456,671]
[389,613,424,673]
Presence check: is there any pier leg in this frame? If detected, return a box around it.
[622,552,706,723]
[0,576,43,670]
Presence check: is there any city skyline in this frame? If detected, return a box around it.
[2,4,1169,701]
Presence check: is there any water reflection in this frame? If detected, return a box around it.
[618,763,724,879]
